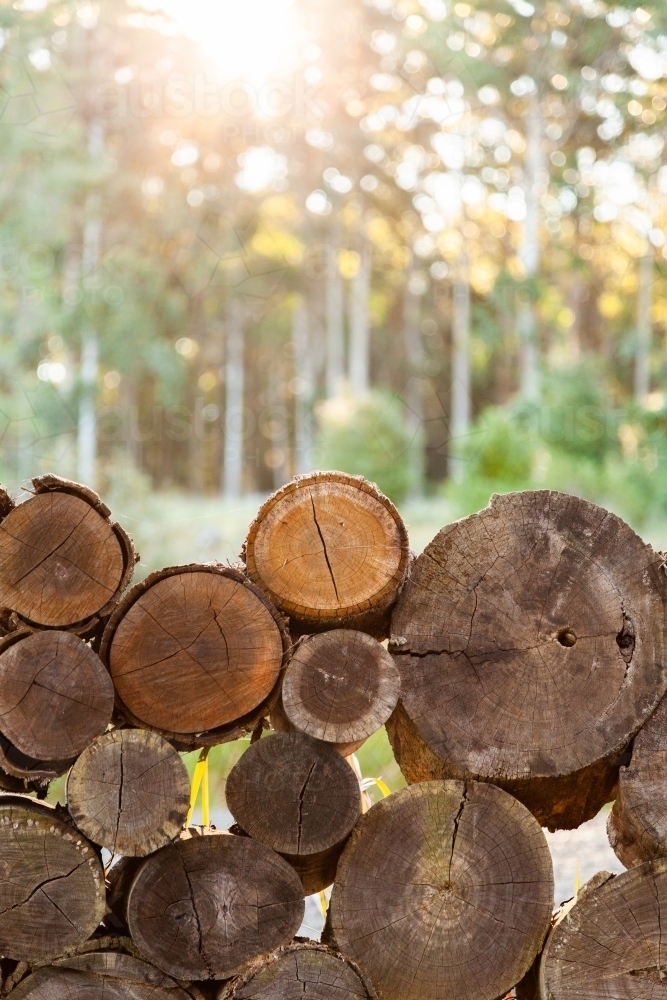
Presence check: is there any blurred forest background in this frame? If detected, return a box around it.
[4,0,667,843]
[3,0,667,555]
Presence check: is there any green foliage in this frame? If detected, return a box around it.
[461,405,536,484]
[315,390,414,502]
[444,365,667,530]
[539,362,615,463]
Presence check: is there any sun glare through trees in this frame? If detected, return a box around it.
[1,0,667,534]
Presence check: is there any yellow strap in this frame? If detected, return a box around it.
[318,890,329,917]
[186,748,210,828]
[363,778,391,798]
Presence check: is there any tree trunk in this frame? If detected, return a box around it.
[518,94,543,404]
[77,330,98,489]
[403,275,425,499]
[348,242,370,395]
[292,297,314,475]
[607,692,667,868]
[125,832,304,980]
[0,795,106,962]
[9,951,194,1000]
[329,780,553,1000]
[217,942,376,1000]
[538,862,667,999]
[77,170,102,490]
[67,728,190,857]
[226,732,360,894]
[448,253,471,481]
[0,475,135,634]
[634,252,653,403]
[0,629,113,760]
[267,369,289,491]
[281,629,400,749]
[387,490,667,830]
[326,241,344,398]
[223,298,244,498]
[243,471,410,639]
[100,563,289,746]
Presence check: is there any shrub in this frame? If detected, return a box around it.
[315,390,414,502]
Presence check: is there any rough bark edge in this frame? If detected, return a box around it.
[242,472,411,637]
[513,874,615,1000]
[99,562,291,747]
[536,870,619,1000]
[0,487,15,522]
[606,769,667,868]
[1,937,207,999]
[386,700,622,831]
[0,795,107,966]
[0,630,78,782]
[215,941,377,1000]
[5,476,139,642]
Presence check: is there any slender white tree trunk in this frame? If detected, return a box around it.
[292,297,314,474]
[326,241,344,398]
[518,93,543,403]
[448,252,471,481]
[403,274,425,498]
[77,210,101,487]
[348,242,370,395]
[77,119,105,488]
[634,253,653,403]
[77,331,98,486]
[223,298,244,498]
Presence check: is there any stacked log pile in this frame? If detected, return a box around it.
[0,473,666,1000]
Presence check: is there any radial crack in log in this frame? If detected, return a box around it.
[126,832,304,980]
[243,472,410,639]
[101,564,288,745]
[538,859,667,999]
[388,490,667,830]
[0,795,105,962]
[329,780,553,1000]
[0,629,114,761]
[67,729,190,857]
[7,950,194,1000]
[226,732,360,894]
[217,942,377,1000]
[0,476,135,632]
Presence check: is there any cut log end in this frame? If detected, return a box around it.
[243,472,410,638]
[103,564,288,743]
[282,629,400,747]
[389,490,667,829]
[608,693,667,867]
[226,732,360,858]
[0,796,106,962]
[539,860,667,999]
[218,943,377,1000]
[67,728,190,856]
[126,833,305,980]
[0,483,132,628]
[8,951,193,1000]
[330,779,554,1000]
[270,695,366,758]
[0,630,114,761]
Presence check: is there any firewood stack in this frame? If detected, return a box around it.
[0,473,667,1000]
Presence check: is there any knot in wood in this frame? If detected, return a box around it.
[389,490,667,829]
